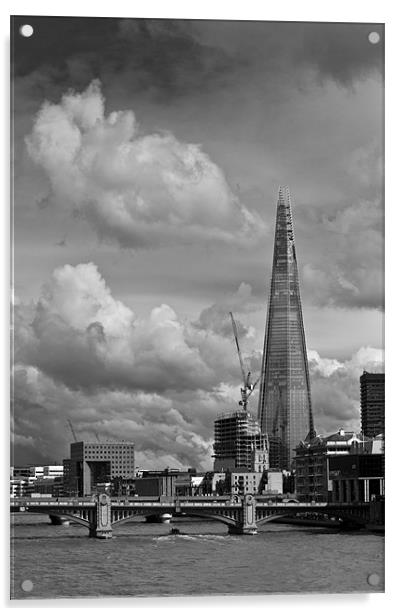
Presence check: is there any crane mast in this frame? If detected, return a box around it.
[67,419,78,443]
[229,311,260,412]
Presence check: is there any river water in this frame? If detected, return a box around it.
[10,513,384,600]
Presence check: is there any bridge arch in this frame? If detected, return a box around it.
[256,510,367,529]
[329,510,367,528]
[172,511,238,528]
[25,507,93,529]
[111,509,239,529]
[256,513,295,526]
[50,512,91,528]
[111,510,149,527]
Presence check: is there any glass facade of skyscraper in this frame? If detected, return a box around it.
[258,187,314,470]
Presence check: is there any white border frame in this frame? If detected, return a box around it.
[2,1,398,612]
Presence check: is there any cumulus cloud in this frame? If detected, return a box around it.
[300,194,384,310]
[16,262,222,393]
[309,346,384,434]
[194,282,261,337]
[11,365,216,470]
[12,260,384,468]
[25,81,264,248]
[11,262,264,467]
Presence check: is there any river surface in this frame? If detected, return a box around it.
[10,513,384,600]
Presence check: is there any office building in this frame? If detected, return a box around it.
[258,187,314,470]
[360,371,385,437]
[63,441,135,497]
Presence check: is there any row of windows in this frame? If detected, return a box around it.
[84,446,134,451]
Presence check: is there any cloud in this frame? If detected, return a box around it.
[15,262,257,398]
[12,261,384,468]
[25,81,264,248]
[194,282,261,337]
[347,141,383,190]
[193,21,383,89]
[11,365,215,470]
[13,19,383,104]
[11,261,262,467]
[309,346,384,434]
[299,23,384,87]
[308,350,342,378]
[16,262,224,393]
[300,193,384,310]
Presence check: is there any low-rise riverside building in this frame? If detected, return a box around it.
[329,453,384,503]
[10,464,65,497]
[10,477,30,498]
[294,429,363,502]
[133,468,198,498]
[30,475,65,497]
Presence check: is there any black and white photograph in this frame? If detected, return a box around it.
[10,11,385,601]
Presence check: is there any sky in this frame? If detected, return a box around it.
[11,16,384,470]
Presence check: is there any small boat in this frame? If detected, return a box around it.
[170,527,180,535]
[49,514,70,526]
[145,513,172,524]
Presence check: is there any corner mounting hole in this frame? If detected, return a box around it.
[19,24,34,38]
[21,579,34,592]
[368,31,380,44]
[367,573,380,586]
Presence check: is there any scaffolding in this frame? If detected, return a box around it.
[213,410,268,471]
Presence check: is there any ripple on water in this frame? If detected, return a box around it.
[10,517,384,599]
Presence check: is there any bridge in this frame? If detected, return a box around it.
[11,494,383,538]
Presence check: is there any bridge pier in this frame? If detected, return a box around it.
[229,495,258,535]
[89,494,113,539]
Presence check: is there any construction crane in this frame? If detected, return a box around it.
[67,418,78,443]
[229,311,260,412]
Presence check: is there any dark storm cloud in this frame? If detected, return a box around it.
[192,20,383,89]
[11,365,215,468]
[12,17,383,107]
[300,22,384,87]
[11,16,234,103]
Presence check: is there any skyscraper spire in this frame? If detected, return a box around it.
[258,186,314,470]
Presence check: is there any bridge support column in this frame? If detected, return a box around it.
[89,494,112,539]
[228,494,258,535]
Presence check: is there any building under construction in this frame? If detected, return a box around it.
[213,410,269,472]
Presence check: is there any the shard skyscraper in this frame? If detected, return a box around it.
[258,186,315,470]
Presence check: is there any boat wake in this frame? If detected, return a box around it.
[153,534,239,542]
